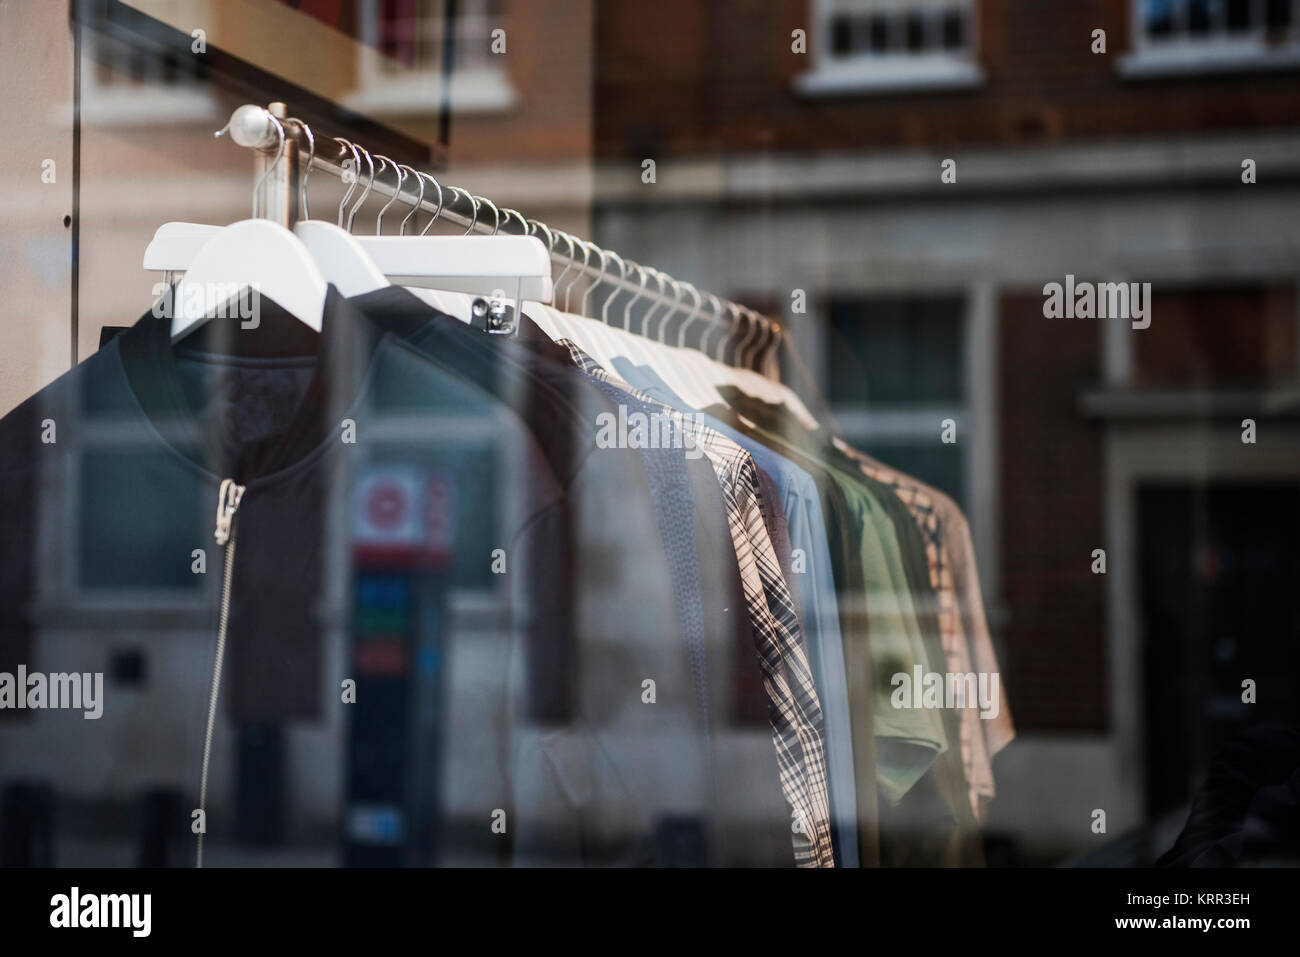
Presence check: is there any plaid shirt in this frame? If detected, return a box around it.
[834,439,993,820]
[559,341,836,867]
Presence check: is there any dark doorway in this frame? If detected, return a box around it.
[1138,482,1300,819]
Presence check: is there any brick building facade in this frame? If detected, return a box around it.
[589,0,1300,856]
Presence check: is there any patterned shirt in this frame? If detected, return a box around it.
[834,439,997,820]
[559,340,836,867]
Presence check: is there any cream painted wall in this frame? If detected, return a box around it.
[0,0,595,418]
[0,0,75,417]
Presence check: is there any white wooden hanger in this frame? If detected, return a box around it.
[143,222,222,273]
[541,231,596,347]
[560,262,820,428]
[661,284,730,401]
[518,220,565,340]
[571,242,628,368]
[728,307,821,428]
[145,162,551,320]
[166,113,326,341]
[285,130,387,297]
[146,218,391,305]
[549,260,648,363]
[169,218,328,341]
[610,272,723,406]
[552,263,710,407]
[295,221,387,296]
[668,289,739,402]
[339,148,554,308]
[359,188,550,301]
[552,262,727,412]
[645,284,818,424]
[596,255,681,380]
[632,270,690,374]
[585,253,652,366]
[689,296,787,404]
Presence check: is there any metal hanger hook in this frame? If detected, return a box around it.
[743,317,758,365]
[502,208,528,235]
[526,219,557,290]
[622,262,648,330]
[526,218,555,252]
[345,144,376,233]
[759,317,780,369]
[732,308,756,368]
[251,115,286,218]
[564,236,589,312]
[447,187,478,235]
[653,279,685,343]
[398,165,424,235]
[601,251,628,326]
[702,294,727,357]
[581,243,608,318]
[638,268,668,337]
[417,172,445,236]
[552,232,578,308]
[475,195,500,236]
[334,138,360,227]
[676,282,704,348]
[743,309,767,369]
[373,156,402,234]
[721,302,743,364]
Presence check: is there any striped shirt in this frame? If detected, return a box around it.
[559,341,836,867]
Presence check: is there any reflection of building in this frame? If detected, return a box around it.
[797,0,983,94]
[591,0,1300,862]
[0,0,594,867]
[0,0,597,397]
[0,340,514,864]
[350,0,516,114]
[3,0,1300,866]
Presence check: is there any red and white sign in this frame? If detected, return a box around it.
[352,466,455,564]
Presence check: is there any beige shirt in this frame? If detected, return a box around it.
[834,438,1015,822]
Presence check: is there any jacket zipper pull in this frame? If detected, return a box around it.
[213,478,246,546]
[198,477,246,868]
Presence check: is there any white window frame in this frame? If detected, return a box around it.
[819,288,984,519]
[67,34,218,127]
[1120,0,1300,78]
[795,0,985,96]
[346,0,515,116]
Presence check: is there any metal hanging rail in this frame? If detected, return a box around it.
[218,103,784,375]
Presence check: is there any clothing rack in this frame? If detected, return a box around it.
[219,102,785,377]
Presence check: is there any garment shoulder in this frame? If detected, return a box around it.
[0,351,123,478]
